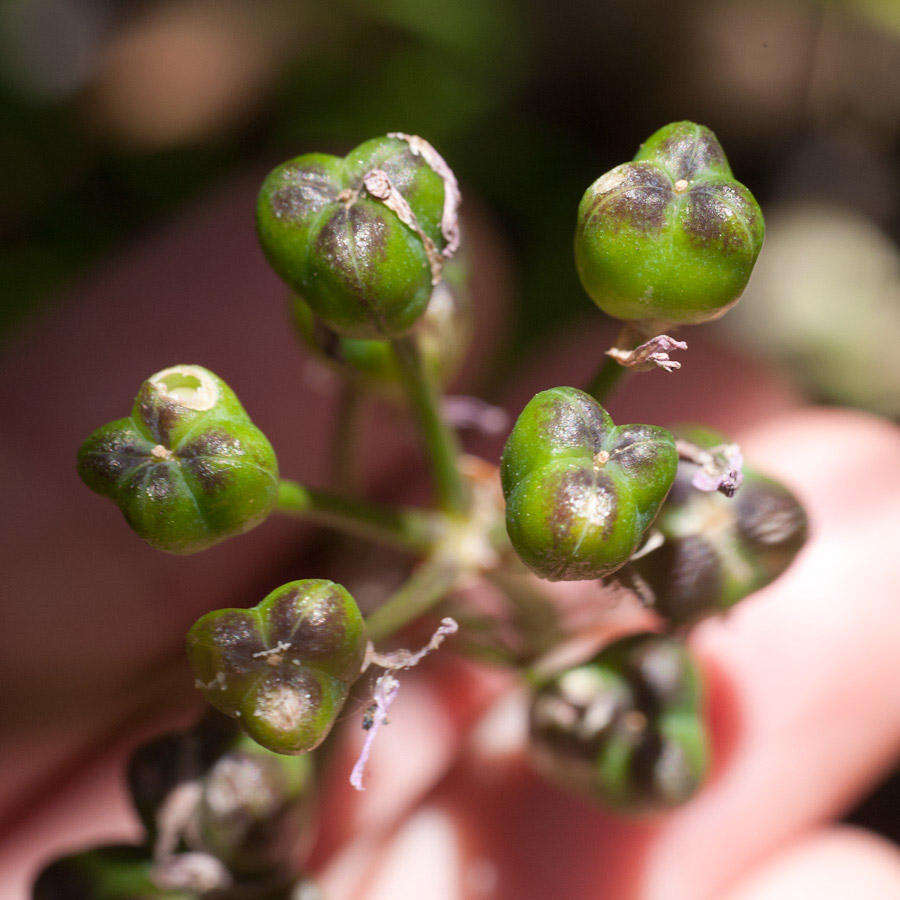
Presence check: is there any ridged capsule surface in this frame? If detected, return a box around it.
[501,387,677,580]
[575,121,764,324]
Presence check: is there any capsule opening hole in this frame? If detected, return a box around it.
[150,365,218,410]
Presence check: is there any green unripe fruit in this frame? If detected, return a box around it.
[627,427,807,625]
[575,121,765,325]
[187,580,367,755]
[291,254,471,398]
[501,387,677,580]
[33,845,194,899]
[257,134,460,339]
[78,365,278,555]
[529,633,708,809]
[127,713,314,879]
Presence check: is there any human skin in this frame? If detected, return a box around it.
[1,180,898,898]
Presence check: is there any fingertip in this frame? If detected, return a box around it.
[312,657,512,865]
[725,826,900,900]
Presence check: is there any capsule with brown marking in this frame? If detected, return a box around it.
[501,387,677,581]
[77,364,279,554]
[186,580,367,755]
[529,633,709,809]
[625,426,808,625]
[575,121,765,325]
[256,134,459,339]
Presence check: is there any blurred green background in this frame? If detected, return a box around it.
[1,0,897,415]
[0,0,897,847]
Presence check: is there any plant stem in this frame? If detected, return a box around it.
[332,380,362,492]
[276,479,438,553]
[365,559,460,643]
[586,355,628,403]
[391,333,469,514]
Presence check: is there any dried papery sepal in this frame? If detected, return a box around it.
[676,438,744,497]
[351,617,458,791]
[606,325,687,372]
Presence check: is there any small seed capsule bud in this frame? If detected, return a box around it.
[257,134,460,339]
[291,254,471,398]
[187,580,367,755]
[529,633,708,809]
[127,712,315,879]
[626,427,808,625]
[77,364,279,554]
[575,121,764,325]
[501,387,677,580]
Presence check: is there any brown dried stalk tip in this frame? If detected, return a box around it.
[606,334,688,373]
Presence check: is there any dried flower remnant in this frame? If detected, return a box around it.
[351,617,458,790]
[676,438,744,497]
[388,131,461,257]
[606,334,689,373]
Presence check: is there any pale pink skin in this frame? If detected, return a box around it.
[1,183,898,898]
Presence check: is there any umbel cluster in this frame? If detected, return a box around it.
[54,124,806,896]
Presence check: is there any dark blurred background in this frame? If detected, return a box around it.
[1,0,898,415]
[1,0,897,846]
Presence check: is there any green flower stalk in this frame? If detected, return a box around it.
[187,580,367,755]
[77,365,279,554]
[501,387,677,580]
[529,633,708,809]
[626,427,808,625]
[575,121,764,325]
[257,133,460,339]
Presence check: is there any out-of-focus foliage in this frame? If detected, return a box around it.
[0,0,898,417]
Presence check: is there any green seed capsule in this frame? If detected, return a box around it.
[257,134,459,339]
[501,387,677,580]
[187,580,367,755]
[627,427,808,625]
[575,121,765,325]
[127,712,314,879]
[32,845,193,899]
[77,365,279,555]
[529,633,708,809]
[291,254,471,397]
